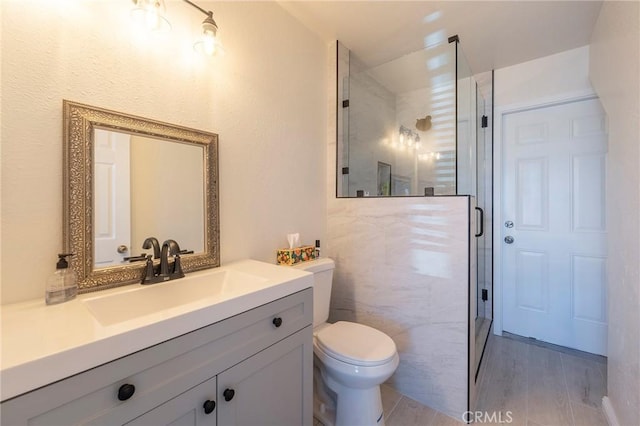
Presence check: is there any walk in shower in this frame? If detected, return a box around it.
[335,37,493,407]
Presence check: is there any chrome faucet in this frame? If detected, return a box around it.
[141,239,185,284]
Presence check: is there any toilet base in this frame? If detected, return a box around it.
[334,384,385,426]
[315,364,386,426]
[314,364,336,426]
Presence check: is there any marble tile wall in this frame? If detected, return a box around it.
[326,196,471,417]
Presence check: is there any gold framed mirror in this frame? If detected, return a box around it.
[63,100,219,292]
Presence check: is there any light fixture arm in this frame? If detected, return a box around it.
[182,0,218,35]
[182,0,214,19]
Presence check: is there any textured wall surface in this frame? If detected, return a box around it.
[0,1,327,303]
[589,1,640,424]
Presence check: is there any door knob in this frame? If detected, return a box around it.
[117,245,129,254]
[504,236,515,244]
[505,221,514,228]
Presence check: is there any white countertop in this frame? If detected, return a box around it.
[0,259,312,401]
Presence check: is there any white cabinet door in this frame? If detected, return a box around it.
[127,376,217,426]
[217,327,313,426]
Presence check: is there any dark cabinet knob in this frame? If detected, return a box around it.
[272,317,283,328]
[223,388,235,402]
[117,383,135,401]
[203,399,216,414]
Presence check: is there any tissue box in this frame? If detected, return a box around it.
[277,245,317,265]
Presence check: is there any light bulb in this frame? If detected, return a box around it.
[194,13,223,56]
[131,0,171,33]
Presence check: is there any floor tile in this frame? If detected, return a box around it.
[386,396,438,426]
[431,411,464,425]
[476,337,528,425]
[381,383,403,419]
[561,353,607,408]
[570,401,608,426]
[526,345,573,426]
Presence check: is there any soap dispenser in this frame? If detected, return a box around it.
[46,253,78,305]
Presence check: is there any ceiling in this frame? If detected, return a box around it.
[278,1,603,75]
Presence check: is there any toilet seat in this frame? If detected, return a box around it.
[315,321,397,367]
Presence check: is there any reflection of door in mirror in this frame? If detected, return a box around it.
[94,129,131,268]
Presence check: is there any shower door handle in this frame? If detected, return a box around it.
[475,207,484,237]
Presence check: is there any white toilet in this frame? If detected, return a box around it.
[293,258,399,426]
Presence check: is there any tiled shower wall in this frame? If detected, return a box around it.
[325,197,472,417]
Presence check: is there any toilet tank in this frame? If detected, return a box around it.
[292,258,335,327]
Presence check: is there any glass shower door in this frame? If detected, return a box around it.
[474,81,493,379]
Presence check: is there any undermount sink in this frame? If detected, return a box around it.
[83,268,269,326]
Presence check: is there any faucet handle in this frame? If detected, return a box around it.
[172,254,185,278]
[141,255,155,284]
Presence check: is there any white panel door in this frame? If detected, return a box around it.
[502,98,608,355]
[94,129,131,267]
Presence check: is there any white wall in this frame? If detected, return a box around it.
[494,45,593,108]
[492,45,595,334]
[0,1,327,303]
[589,2,640,425]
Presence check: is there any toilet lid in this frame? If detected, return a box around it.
[315,321,397,367]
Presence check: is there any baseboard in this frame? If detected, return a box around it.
[602,396,620,426]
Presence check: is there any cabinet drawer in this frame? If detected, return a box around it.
[1,288,312,426]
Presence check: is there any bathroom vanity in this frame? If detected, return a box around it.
[1,260,313,425]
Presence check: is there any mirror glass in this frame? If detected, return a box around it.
[64,100,219,292]
[93,129,205,268]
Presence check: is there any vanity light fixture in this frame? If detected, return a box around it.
[130,0,171,33]
[398,125,421,149]
[130,0,223,56]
